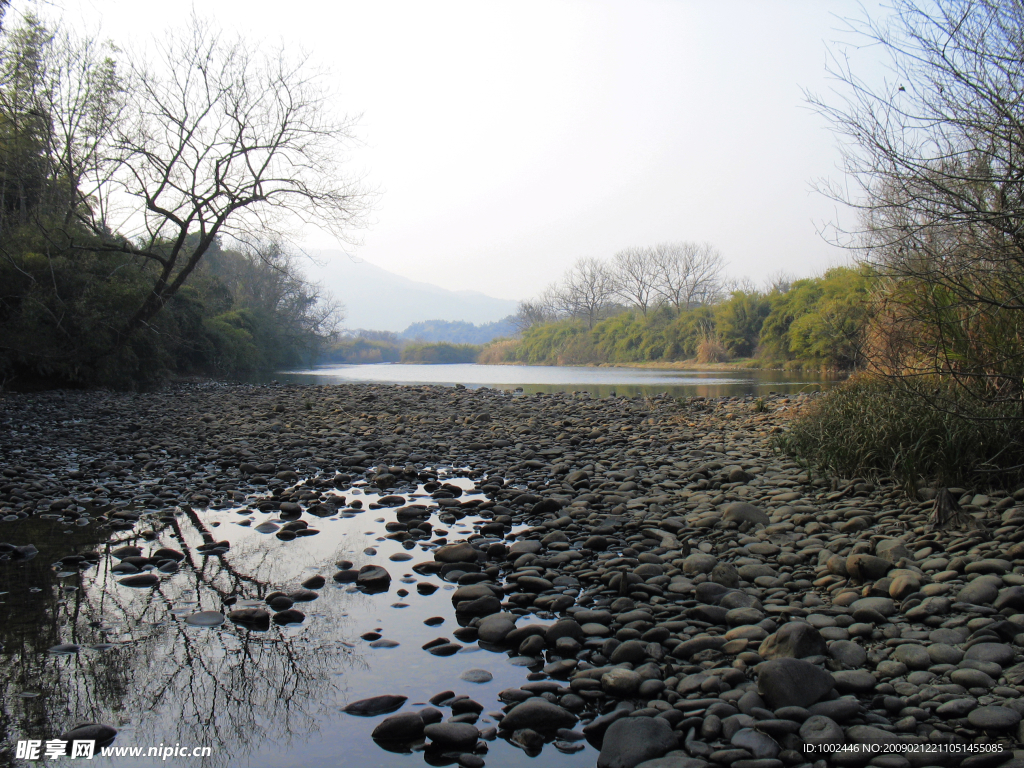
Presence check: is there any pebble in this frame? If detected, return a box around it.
[7,385,1024,767]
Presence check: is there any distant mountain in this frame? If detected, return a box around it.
[301,250,519,332]
[400,317,517,344]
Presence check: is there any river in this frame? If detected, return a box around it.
[268,363,837,398]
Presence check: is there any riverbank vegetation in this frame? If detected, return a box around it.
[781,0,1024,492]
[0,14,363,388]
[484,264,874,372]
[321,334,481,365]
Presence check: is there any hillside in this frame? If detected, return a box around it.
[302,250,519,332]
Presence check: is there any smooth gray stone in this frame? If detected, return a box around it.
[597,716,678,768]
[372,712,424,741]
[424,722,479,748]
[967,706,1021,729]
[758,622,826,660]
[731,728,780,759]
[957,577,1001,606]
[756,658,835,709]
[964,642,1014,667]
[343,695,407,716]
[501,697,577,731]
[799,715,844,746]
[829,640,867,668]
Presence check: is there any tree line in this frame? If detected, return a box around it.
[488,263,873,370]
[513,242,726,332]
[0,13,364,388]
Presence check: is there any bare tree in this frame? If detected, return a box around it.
[651,241,725,310]
[611,246,659,315]
[809,0,1024,414]
[556,257,617,329]
[764,269,795,294]
[12,16,367,347]
[722,275,759,295]
[511,296,557,334]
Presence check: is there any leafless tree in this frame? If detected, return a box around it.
[20,16,368,347]
[764,269,795,294]
[651,242,725,310]
[511,295,557,334]
[611,246,660,315]
[555,257,617,329]
[809,0,1024,413]
[722,275,759,295]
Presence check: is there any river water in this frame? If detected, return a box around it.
[270,364,836,398]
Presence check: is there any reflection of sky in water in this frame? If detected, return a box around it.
[267,363,836,398]
[0,478,598,768]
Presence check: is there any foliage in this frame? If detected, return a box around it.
[486,269,875,369]
[511,321,599,365]
[400,343,481,364]
[476,338,520,364]
[776,375,1024,492]
[321,338,400,364]
[810,0,1024,418]
[0,14,358,388]
[760,266,874,369]
[400,317,516,345]
[713,291,771,357]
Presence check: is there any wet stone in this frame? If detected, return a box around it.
[460,669,493,683]
[344,695,408,716]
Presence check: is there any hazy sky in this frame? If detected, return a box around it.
[23,0,885,301]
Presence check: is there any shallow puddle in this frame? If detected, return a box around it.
[0,469,599,767]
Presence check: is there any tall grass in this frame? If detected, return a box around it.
[476,338,520,364]
[775,375,1024,493]
[696,334,729,364]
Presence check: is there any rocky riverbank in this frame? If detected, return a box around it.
[2,382,1024,768]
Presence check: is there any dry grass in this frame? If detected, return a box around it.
[696,334,729,364]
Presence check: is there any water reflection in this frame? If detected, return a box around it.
[259,363,837,399]
[0,505,362,768]
[0,471,602,768]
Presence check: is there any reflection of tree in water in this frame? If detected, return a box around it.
[0,509,367,768]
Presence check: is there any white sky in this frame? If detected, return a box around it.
[21,0,884,301]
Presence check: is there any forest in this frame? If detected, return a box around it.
[0,13,361,388]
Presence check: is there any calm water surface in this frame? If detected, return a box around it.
[1,475,597,768]
[270,363,836,398]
